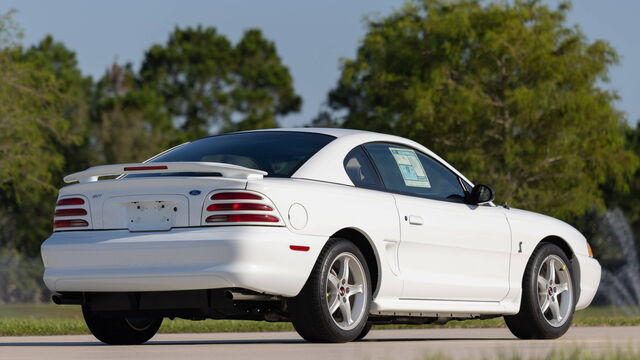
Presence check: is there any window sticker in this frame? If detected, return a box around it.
[389,147,431,188]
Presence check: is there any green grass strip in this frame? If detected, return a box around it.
[1,304,639,336]
[2,316,640,337]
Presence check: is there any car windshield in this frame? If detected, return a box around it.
[136,131,335,178]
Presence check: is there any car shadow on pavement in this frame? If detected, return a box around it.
[0,337,516,347]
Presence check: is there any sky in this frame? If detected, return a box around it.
[3,0,639,128]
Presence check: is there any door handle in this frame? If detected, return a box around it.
[407,215,424,225]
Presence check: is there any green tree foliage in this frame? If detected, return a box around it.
[602,123,640,240]
[624,124,640,233]
[0,14,84,254]
[140,26,301,138]
[328,0,638,219]
[18,35,93,174]
[92,63,175,164]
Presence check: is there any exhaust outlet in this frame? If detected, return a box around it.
[51,293,84,305]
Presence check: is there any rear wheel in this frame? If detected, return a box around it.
[505,243,575,339]
[289,239,372,343]
[82,306,162,345]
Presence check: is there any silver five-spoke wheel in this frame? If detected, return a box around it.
[537,254,572,327]
[289,239,371,342]
[326,253,368,331]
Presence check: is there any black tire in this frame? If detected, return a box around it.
[288,239,372,343]
[82,306,163,345]
[504,243,576,339]
[355,322,373,341]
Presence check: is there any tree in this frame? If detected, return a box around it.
[328,0,637,219]
[0,13,84,254]
[603,122,640,240]
[19,35,93,174]
[92,63,175,164]
[140,27,301,138]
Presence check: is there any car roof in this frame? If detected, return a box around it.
[241,128,474,189]
[243,127,375,138]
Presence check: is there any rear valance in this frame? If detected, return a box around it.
[64,162,267,184]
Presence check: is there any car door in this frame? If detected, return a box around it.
[363,143,512,302]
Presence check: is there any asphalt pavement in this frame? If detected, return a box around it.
[1,326,639,359]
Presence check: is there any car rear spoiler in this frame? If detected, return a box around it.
[63,162,268,183]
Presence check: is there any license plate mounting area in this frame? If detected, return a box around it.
[127,200,179,231]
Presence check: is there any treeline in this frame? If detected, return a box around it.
[0,1,639,302]
[0,12,301,256]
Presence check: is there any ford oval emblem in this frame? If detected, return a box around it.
[189,190,201,196]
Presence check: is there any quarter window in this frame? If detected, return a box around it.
[343,147,383,190]
[363,143,466,202]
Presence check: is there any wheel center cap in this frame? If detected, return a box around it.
[548,287,554,295]
[339,287,345,296]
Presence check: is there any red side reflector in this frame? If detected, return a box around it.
[205,214,279,223]
[211,192,262,200]
[289,245,310,252]
[56,198,85,206]
[53,219,89,228]
[55,208,88,217]
[123,165,168,171]
[207,203,272,212]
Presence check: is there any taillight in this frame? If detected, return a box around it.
[202,191,282,226]
[211,192,262,200]
[55,208,88,217]
[53,196,91,231]
[53,219,89,228]
[207,203,272,212]
[206,214,279,223]
[56,198,85,206]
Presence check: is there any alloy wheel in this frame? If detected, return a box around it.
[325,253,368,331]
[537,254,573,327]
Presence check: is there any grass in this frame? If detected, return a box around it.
[0,304,639,336]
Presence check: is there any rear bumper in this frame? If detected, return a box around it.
[41,227,324,297]
[575,254,601,310]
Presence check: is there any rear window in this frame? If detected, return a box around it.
[142,131,335,178]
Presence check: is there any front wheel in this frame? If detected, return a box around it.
[505,243,575,339]
[82,306,163,345]
[289,239,372,343]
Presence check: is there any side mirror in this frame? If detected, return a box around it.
[468,184,495,205]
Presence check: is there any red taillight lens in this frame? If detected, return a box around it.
[53,219,89,228]
[55,208,88,217]
[205,214,279,223]
[206,203,272,212]
[211,192,262,200]
[204,191,280,226]
[56,198,85,206]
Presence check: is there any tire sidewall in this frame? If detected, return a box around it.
[82,306,162,345]
[525,243,576,338]
[316,240,372,340]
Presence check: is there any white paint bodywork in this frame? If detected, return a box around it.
[41,128,601,318]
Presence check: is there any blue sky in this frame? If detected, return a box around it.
[3,0,638,127]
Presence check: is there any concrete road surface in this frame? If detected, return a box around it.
[1,326,639,360]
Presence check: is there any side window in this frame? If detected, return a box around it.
[343,147,383,190]
[363,143,466,202]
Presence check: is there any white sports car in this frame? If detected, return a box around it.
[41,128,601,344]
